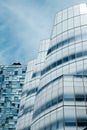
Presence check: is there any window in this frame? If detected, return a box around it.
[68,18,73,29]
[57,23,62,35]
[76,52,82,58]
[46,101,52,108]
[83,51,87,56]
[69,54,75,60]
[68,7,73,18]
[65,119,76,126]
[52,26,56,38]
[63,9,67,20]
[63,57,68,63]
[22,70,26,73]
[74,5,80,16]
[75,27,81,42]
[51,122,57,130]
[58,120,63,129]
[45,126,50,130]
[51,62,56,69]
[75,95,84,101]
[0,70,3,74]
[57,60,62,66]
[52,98,57,105]
[81,14,87,25]
[77,119,87,126]
[64,95,74,101]
[81,26,87,40]
[58,95,63,103]
[14,71,18,75]
[74,16,80,27]
[63,20,67,31]
[57,12,62,23]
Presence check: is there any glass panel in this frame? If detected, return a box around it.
[57,11,62,23]
[75,27,81,42]
[80,3,87,14]
[51,122,57,130]
[57,23,62,35]
[63,9,67,20]
[58,120,63,129]
[81,26,87,41]
[62,32,67,41]
[68,7,73,18]
[68,18,74,29]
[46,126,50,130]
[68,29,74,42]
[74,16,80,27]
[63,20,67,31]
[74,5,80,16]
[81,14,87,25]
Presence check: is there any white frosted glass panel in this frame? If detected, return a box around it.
[64,85,74,94]
[63,47,68,57]
[76,61,83,72]
[74,16,80,27]
[68,7,73,18]
[69,44,75,54]
[51,70,57,80]
[63,65,69,74]
[39,118,44,128]
[80,3,87,14]
[74,5,80,16]
[64,107,76,118]
[63,9,67,20]
[57,11,62,23]
[74,85,84,94]
[75,27,81,42]
[57,51,62,60]
[63,20,67,31]
[68,18,74,29]
[45,114,50,126]
[46,92,51,102]
[81,15,87,25]
[36,121,39,130]
[76,107,87,118]
[57,108,63,120]
[51,37,57,47]
[62,32,67,41]
[68,29,74,38]
[76,42,82,52]
[51,110,57,122]
[51,53,56,63]
[81,26,87,40]
[83,41,87,51]
[57,23,62,34]
[52,86,58,98]
[57,34,62,43]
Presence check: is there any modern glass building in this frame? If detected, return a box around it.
[16,40,50,130]
[0,63,26,130]
[17,3,87,130]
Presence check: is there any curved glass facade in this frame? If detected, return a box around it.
[31,3,87,130]
[16,40,50,130]
[17,3,87,130]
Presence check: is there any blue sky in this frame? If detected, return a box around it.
[0,0,87,65]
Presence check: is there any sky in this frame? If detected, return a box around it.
[0,0,87,65]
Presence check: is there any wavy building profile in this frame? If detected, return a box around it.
[16,3,87,130]
[16,40,50,130]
